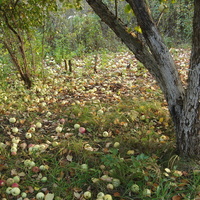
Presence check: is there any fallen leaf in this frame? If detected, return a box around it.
[113,192,121,197]
[45,193,54,200]
[66,154,73,162]
[172,195,182,200]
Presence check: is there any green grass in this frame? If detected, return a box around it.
[0,50,200,200]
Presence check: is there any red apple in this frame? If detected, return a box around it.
[32,166,40,173]
[0,180,6,187]
[79,127,86,134]
[60,118,65,124]
[12,183,19,188]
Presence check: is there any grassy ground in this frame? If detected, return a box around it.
[0,49,200,200]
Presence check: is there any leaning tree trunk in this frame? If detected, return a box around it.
[86,0,200,158]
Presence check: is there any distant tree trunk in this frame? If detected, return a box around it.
[94,54,98,73]
[68,60,72,73]
[86,0,200,159]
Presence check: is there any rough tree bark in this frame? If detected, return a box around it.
[86,0,200,159]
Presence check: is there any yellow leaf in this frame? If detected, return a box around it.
[159,117,164,123]
[34,187,40,191]
[134,26,142,34]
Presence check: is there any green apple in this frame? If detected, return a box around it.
[83,191,92,199]
[9,118,16,123]
[11,187,21,196]
[131,184,139,193]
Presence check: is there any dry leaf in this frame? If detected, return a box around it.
[172,195,182,200]
[66,154,73,162]
[113,192,121,197]
[45,193,54,200]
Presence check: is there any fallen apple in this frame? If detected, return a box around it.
[104,194,113,200]
[131,184,140,194]
[25,132,32,139]
[97,192,104,198]
[12,137,20,144]
[10,146,17,153]
[81,164,88,171]
[6,187,12,194]
[0,179,6,187]
[13,176,20,183]
[52,141,59,147]
[113,142,120,148]
[32,166,40,173]
[9,117,16,123]
[102,131,109,137]
[106,183,114,190]
[36,122,42,128]
[97,109,104,115]
[6,178,14,186]
[112,178,121,187]
[41,177,47,182]
[21,192,27,198]
[79,127,86,134]
[12,183,19,188]
[12,127,19,133]
[60,118,65,124]
[36,192,45,199]
[29,126,35,132]
[55,126,62,133]
[11,187,21,196]
[83,191,92,199]
[74,124,80,129]
[143,188,151,196]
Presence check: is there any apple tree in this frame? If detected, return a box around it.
[86,0,200,159]
[0,0,81,88]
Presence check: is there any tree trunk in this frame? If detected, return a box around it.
[3,41,32,89]
[177,0,200,158]
[2,11,32,89]
[86,0,200,159]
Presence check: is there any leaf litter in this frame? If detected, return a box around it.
[1,49,199,200]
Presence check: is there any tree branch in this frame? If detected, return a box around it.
[85,0,161,80]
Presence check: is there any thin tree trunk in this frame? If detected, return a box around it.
[4,41,32,89]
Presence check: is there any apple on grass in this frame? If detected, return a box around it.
[13,176,20,183]
[6,178,14,186]
[0,179,6,187]
[36,122,42,128]
[12,127,19,133]
[36,192,45,199]
[9,117,16,123]
[104,194,113,200]
[12,183,19,188]
[74,124,80,129]
[79,127,86,134]
[55,126,62,133]
[83,191,91,199]
[11,187,21,196]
